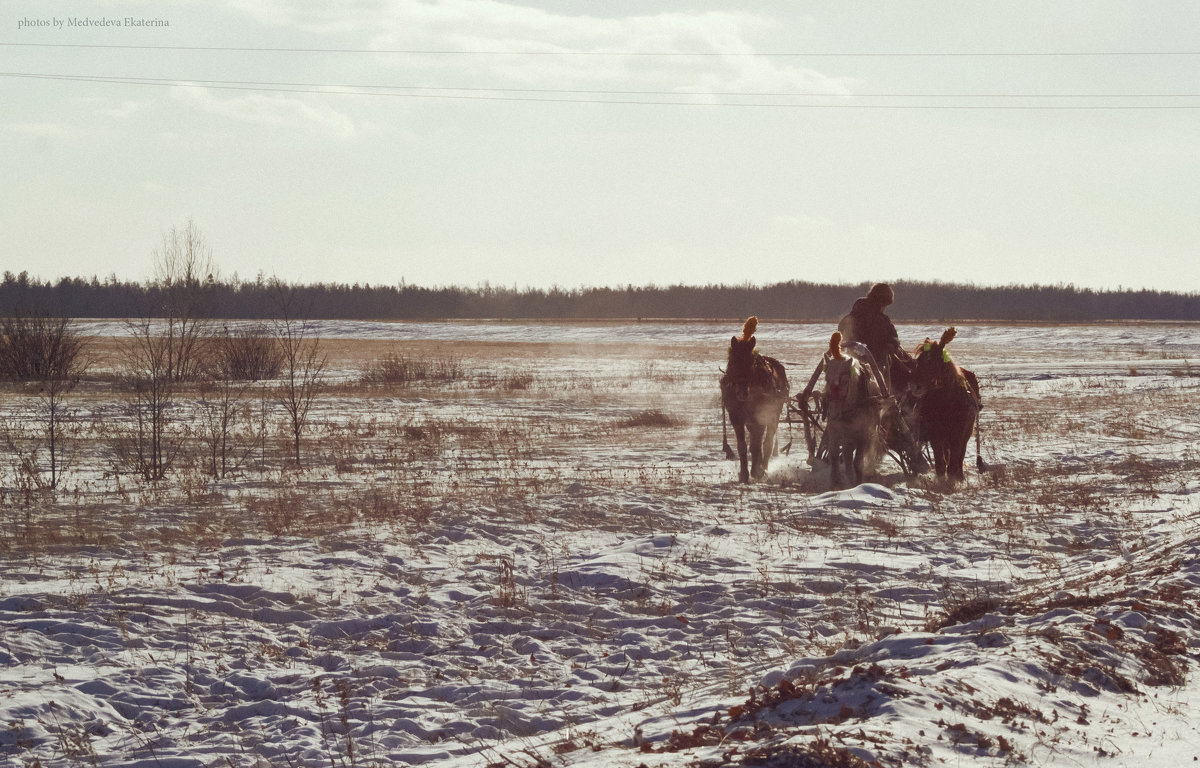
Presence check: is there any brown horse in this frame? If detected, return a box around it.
[721,317,789,483]
[822,332,883,488]
[910,328,979,481]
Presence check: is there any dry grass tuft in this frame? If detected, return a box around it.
[359,353,465,386]
[618,409,684,429]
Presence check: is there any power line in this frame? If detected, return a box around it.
[6,71,1200,109]
[7,70,1200,99]
[4,41,1200,56]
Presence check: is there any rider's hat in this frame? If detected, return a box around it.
[867,283,894,307]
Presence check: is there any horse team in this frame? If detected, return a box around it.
[720,317,981,487]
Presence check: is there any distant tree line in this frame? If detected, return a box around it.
[3,270,1200,322]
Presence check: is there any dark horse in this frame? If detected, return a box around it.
[721,317,789,483]
[909,328,980,481]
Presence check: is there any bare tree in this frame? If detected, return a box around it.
[151,219,217,382]
[197,323,277,478]
[272,284,326,470]
[0,310,90,489]
[110,221,220,480]
[117,319,184,481]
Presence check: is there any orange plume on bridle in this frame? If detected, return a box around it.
[740,316,758,340]
[829,331,843,359]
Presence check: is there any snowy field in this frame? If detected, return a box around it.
[4,320,1200,767]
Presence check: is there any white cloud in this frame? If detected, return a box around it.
[379,3,845,92]
[220,0,390,34]
[220,0,848,94]
[5,122,78,137]
[170,85,374,139]
[98,100,147,119]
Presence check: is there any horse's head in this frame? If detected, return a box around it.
[913,327,964,393]
[824,331,860,415]
[726,316,759,376]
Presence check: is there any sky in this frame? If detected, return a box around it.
[3,1,1200,292]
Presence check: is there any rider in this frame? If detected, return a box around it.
[839,283,983,410]
[837,283,910,385]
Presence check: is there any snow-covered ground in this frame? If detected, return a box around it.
[3,321,1200,767]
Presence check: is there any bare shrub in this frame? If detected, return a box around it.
[195,380,264,478]
[0,311,88,383]
[207,324,283,381]
[2,403,87,494]
[360,353,464,386]
[0,311,90,488]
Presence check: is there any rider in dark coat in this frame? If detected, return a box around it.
[838,283,909,377]
[840,283,983,409]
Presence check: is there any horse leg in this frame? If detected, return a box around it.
[852,433,867,485]
[827,424,844,489]
[721,403,736,460]
[891,399,928,476]
[950,429,966,480]
[762,416,780,472]
[932,435,949,479]
[950,417,975,481]
[949,445,965,481]
[734,421,750,483]
[748,422,767,480]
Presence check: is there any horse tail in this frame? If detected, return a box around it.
[974,407,986,472]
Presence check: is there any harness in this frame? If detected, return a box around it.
[824,357,859,403]
[920,342,952,363]
[723,353,788,402]
[824,356,877,419]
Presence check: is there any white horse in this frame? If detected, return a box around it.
[823,332,884,488]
